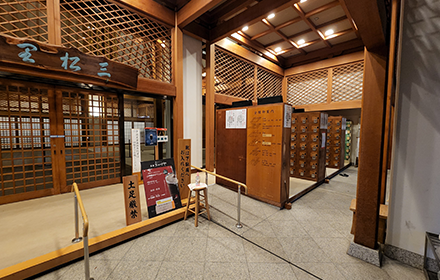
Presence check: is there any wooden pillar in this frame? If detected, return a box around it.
[353,47,387,249]
[47,0,61,45]
[282,76,287,103]
[172,25,184,167]
[205,43,215,171]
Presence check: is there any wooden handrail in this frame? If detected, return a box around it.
[71,183,89,238]
[191,166,248,194]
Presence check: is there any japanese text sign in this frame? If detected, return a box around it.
[123,175,142,226]
[0,34,138,88]
[177,139,191,200]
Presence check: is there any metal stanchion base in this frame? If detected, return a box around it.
[236,223,243,229]
[72,237,83,243]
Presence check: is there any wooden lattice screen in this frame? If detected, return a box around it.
[257,67,283,99]
[0,81,52,197]
[287,70,328,106]
[287,60,364,107]
[59,0,172,82]
[62,89,120,186]
[331,61,364,102]
[215,47,282,101]
[214,47,255,100]
[0,0,48,43]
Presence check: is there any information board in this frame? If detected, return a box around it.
[141,159,182,218]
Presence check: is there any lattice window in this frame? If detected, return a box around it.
[287,70,328,105]
[0,0,48,42]
[60,0,172,82]
[256,67,282,98]
[215,48,255,100]
[332,61,364,102]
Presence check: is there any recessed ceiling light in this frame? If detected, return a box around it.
[297,39,305,45]
[300,0,307,3]
[202,72,206,77]
[242,26,249,32]
[267,13,275,19]
[325,29,334,36]
[274,47,282,53]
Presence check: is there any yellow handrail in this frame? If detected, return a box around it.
[191,166,248,194]
[71,183,89,238]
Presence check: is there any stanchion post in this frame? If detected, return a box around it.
[83,236,93,280]
[72,195,82,243]
[236,185,242,228]
[205,171,208,185]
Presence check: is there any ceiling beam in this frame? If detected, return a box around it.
[212,0,257,24]
[293,3,332,48]
[342,0,387,50]
[304,0,340,18]
[183,22,210,42]
[338,0,361,39]
[112,0,175,27]
[177,0,224,28]
[233,32,281,65]
[283,39,363,67]
[210,0,296,43]
[261,19,306,54]
[215,38,285,76]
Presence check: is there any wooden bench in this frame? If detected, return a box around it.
[350,198,389,244]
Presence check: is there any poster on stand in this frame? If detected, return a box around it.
[141,158,182,218]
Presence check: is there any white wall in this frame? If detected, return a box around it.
[387,0,440,255]
[182,34,203,167]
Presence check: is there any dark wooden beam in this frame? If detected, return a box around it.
[283,39,363,67]
[212,0,257,24]
[304,0,339,18]
[112,0,175,27]
[177,0,224,28]
[183,21,210,42]
[210,0,294,43]
[342,0,387,50]
[354,48,387,249]
[261,19,306,54]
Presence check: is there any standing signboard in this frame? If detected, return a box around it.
[141,159,182,218]
[122,175,142,225]
[177,139,191,200]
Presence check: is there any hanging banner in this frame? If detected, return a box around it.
[141,158,182,218]
[123,175,142,225]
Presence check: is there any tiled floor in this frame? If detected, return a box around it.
[32,167,424,280]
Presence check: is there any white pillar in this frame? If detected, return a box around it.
[182,34,203,167]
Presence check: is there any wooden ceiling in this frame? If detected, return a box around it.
[147,0,387,68]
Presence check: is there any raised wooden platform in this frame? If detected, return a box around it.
[0,199,193,280]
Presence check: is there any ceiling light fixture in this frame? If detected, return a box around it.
[275,47,282,53]
[267,13,275,19]
[202,72,206,77]
[297,39,305,45]
[325,29,334,36]
[242,26,249,32]
[300,0,307,3]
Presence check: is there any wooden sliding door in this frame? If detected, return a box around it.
[0,79,121,204]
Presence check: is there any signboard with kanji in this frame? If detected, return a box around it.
[141,158,182,218]
[177,139,191,200]
[123,175,142,226]
[0,34,138,88]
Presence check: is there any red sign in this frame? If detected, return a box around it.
[141,159,182,218]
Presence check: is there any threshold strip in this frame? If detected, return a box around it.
[203,210,322,280]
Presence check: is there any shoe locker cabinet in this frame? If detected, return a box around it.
[326,116,346,169]
[290,112,328,182]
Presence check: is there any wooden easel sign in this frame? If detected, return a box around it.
[123,175,142,226]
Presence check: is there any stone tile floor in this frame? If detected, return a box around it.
[34,167,424,280]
